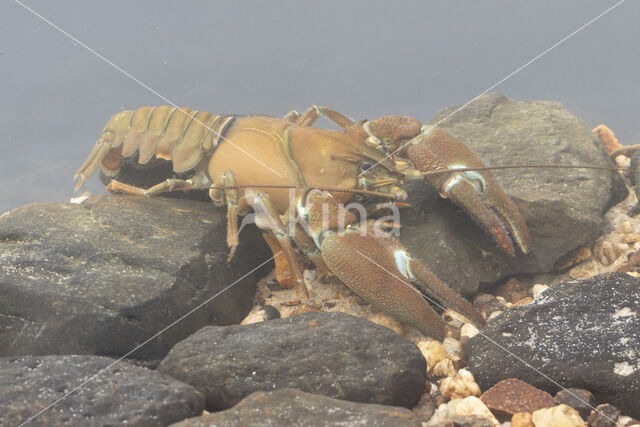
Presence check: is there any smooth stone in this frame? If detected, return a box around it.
[158,312,426,410]
[0,355,204,427]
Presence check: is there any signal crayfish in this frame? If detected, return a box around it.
[74,104,542,341]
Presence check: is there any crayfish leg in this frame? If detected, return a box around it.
[244,190,307,297]
[261,233,307,297]
[210,171,240,262]
[105,179,147,196]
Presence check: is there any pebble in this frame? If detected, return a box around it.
[447,396,500,427]
[418,339,450,376]
[511,412,534,427]
[412,393,437,421]
[531,404,585,427]
[487,310,503,321]
[496,277,529,303]
[554,388,597,420]
[586,403,620,427]
[473,294,504,318]
[368,312,407,335]
[443,337,463,358]
[425,403,449,426]
[616,415,640,427]
[461,323,480,341]
[512,296,533,306]
[439,369,481,400]
[531,284,549,300]
[480,378,554,422]
[594,240,623,266]
[432,358,457,379]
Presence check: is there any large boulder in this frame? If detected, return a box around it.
[0,355,204,426]
[465,273,640,418]
[0,195,270,361]
[400,93,626,295]
[158,312,426,410]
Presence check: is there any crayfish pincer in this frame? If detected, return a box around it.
[75,105,528,339]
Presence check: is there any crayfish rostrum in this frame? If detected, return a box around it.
[75,105,532,340]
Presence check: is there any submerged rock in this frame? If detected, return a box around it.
[401,93,626,294]
[531,404,586,427]
[554,388,598,420]
[0,355,204,426]
[586,403,622,427]
[0,195,270,361]
[158,312,426,410]
[170,388,423,426]
[465,273,640,418]
[480,378,555,422]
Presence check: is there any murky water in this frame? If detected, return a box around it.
[1,1,639,214]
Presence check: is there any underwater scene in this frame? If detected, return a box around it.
[1,1,639,426]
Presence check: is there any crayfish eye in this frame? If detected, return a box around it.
[360,162,374,173]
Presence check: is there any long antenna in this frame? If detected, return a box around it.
[205,184,399,199]
[115,163,628,199]
[420,163,627,176]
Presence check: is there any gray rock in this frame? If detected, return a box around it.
[0,355,204,427]
[400,93,626,295]
[465,273,640,418]
[587,403,620,427]
[170,388,422,427]
[412,393,436,421]
[0,195,270,361]
[627,149,640,216]
[554,388,597,420]
[158,312,426,410]
[448,415,495,427]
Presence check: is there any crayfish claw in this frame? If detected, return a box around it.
[408,127,531,256]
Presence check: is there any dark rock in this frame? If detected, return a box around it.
[480,378,555,422]
[412,393,436,421]
[473,293,504,318]
[586,403,620,427]
[400,93,626,295]
[170,388,422,427]
[448,415,494,427]
[0,195,271,360]
[158,312,426,410]
[627,149,640,216]
[262,304,280,320]
[0,355,204,427]
[554,388,597,420]
[465,273,640,418]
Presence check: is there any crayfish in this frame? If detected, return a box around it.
[74,105,534,340]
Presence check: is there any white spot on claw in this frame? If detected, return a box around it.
[393,249,412,280]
